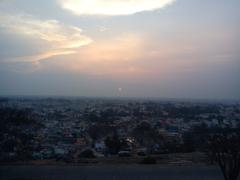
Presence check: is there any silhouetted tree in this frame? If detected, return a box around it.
[78,149,96,158]
[181,131,195,153]
[132,121,161,147]
[0,107,42,161]
[104,134,127,155]
[88,124,115,141]
[207,129,240,180]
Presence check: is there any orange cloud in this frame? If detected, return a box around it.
[45,34,147,78]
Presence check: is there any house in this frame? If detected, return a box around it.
[94,141,106,152]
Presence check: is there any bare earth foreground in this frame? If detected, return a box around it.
[0,165,223,180]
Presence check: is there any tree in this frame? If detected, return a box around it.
[104,134,127,155]
[78,149,96,158]
[132,121,161,147]
[88,124,115,141]
[207,129,240,180]
[181,131,195,153]
[0,107,42,161]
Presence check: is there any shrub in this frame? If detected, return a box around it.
[140,156,157,164]
[79,149,96,158]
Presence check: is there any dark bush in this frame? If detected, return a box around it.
[140,156,157,164]
[78,149,96,158]
[137,151,146,156]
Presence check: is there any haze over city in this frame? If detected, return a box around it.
[0,0,239,99]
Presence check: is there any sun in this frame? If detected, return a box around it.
[118,87,123,93]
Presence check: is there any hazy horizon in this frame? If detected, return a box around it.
[0,0,239,100]
[1,95,239,103]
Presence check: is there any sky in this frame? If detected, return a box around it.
[0,0,239,99]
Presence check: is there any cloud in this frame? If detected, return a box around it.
[42,34,147,77]
[78,34,143,62]
[59,0,176,16]
[0,13,92,63]
[7,50,76,64]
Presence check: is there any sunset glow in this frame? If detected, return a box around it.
[0,0,239,99]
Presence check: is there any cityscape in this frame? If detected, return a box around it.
[0,0,239,179]
[1,97,239,162]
